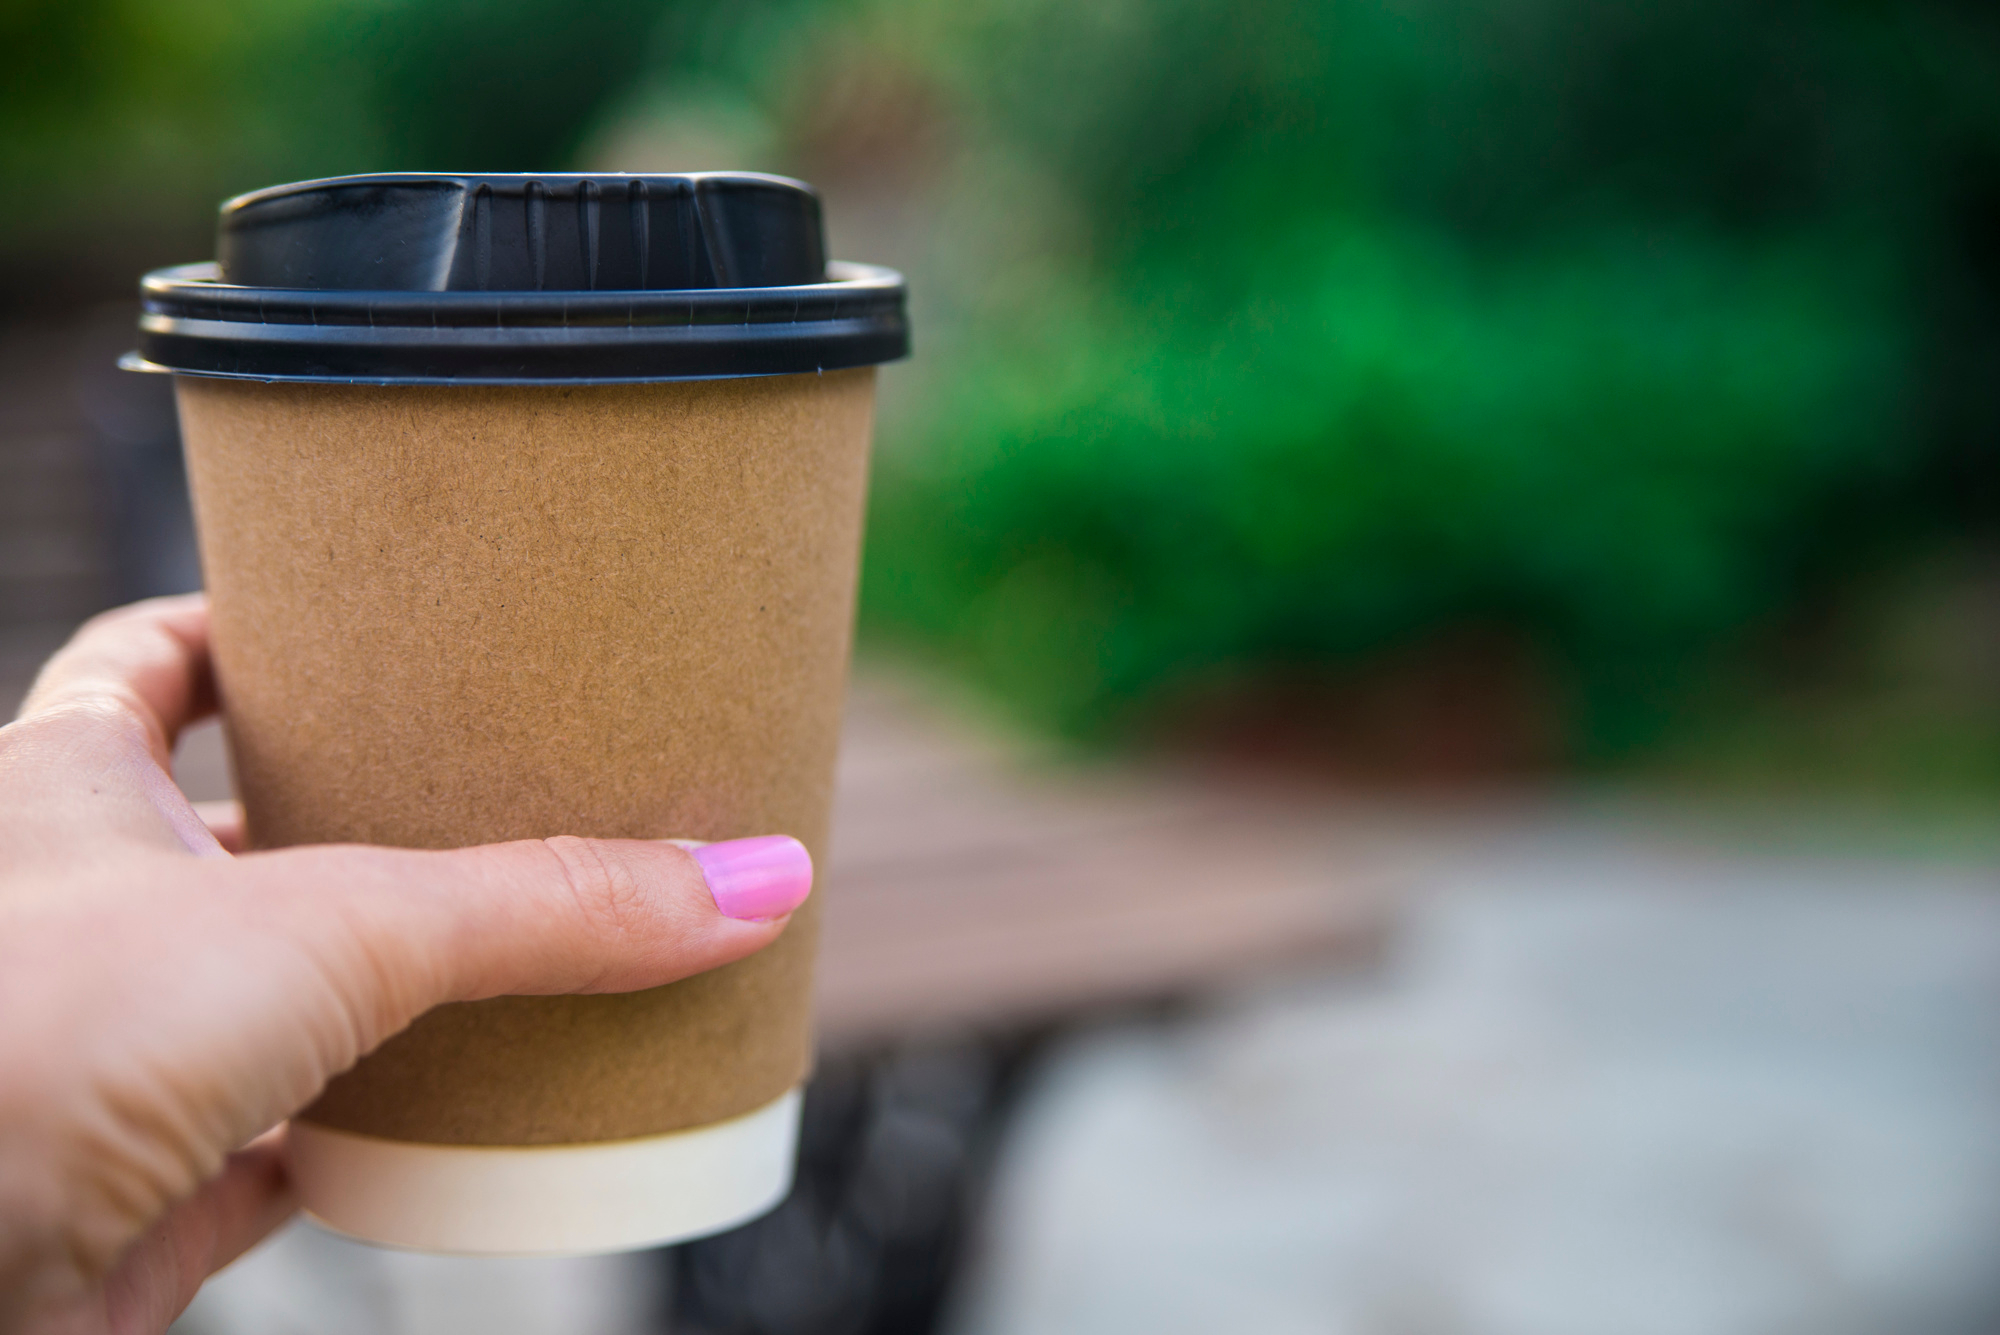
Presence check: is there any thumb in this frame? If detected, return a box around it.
[223,833,814,1076]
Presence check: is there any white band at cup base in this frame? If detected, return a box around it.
[288,1088,801,1257]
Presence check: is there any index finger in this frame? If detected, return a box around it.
[1,596,225,859]
[16,595,217,766]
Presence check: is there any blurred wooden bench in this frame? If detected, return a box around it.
[815,670,1390,1047]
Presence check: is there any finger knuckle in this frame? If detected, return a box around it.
[540,837,654,942]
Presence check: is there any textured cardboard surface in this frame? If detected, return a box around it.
[176,370,876,1146]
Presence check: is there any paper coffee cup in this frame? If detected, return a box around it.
[127,173,908,1255]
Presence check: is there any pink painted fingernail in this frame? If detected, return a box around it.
[690,836,814,921]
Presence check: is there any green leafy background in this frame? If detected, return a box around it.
[6,0,1996,781]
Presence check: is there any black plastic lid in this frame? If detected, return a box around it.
[125,172,908,384]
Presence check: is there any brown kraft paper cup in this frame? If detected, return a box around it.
[178,368,877,1250]
[132,173,906,1254]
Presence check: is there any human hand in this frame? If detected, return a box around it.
[0,595,813,1333]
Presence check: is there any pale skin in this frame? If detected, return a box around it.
[0,595,802,1333]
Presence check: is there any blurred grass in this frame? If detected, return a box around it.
[3,0,1997,783]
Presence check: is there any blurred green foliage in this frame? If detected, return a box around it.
[5,0,1997,764]
[842,0,2000,756]
[0,0,677,283]
[868,225,1905,751]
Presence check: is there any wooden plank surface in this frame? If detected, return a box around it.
[815,670,1391,1046]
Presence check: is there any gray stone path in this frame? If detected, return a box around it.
[946,814,2000,1335]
